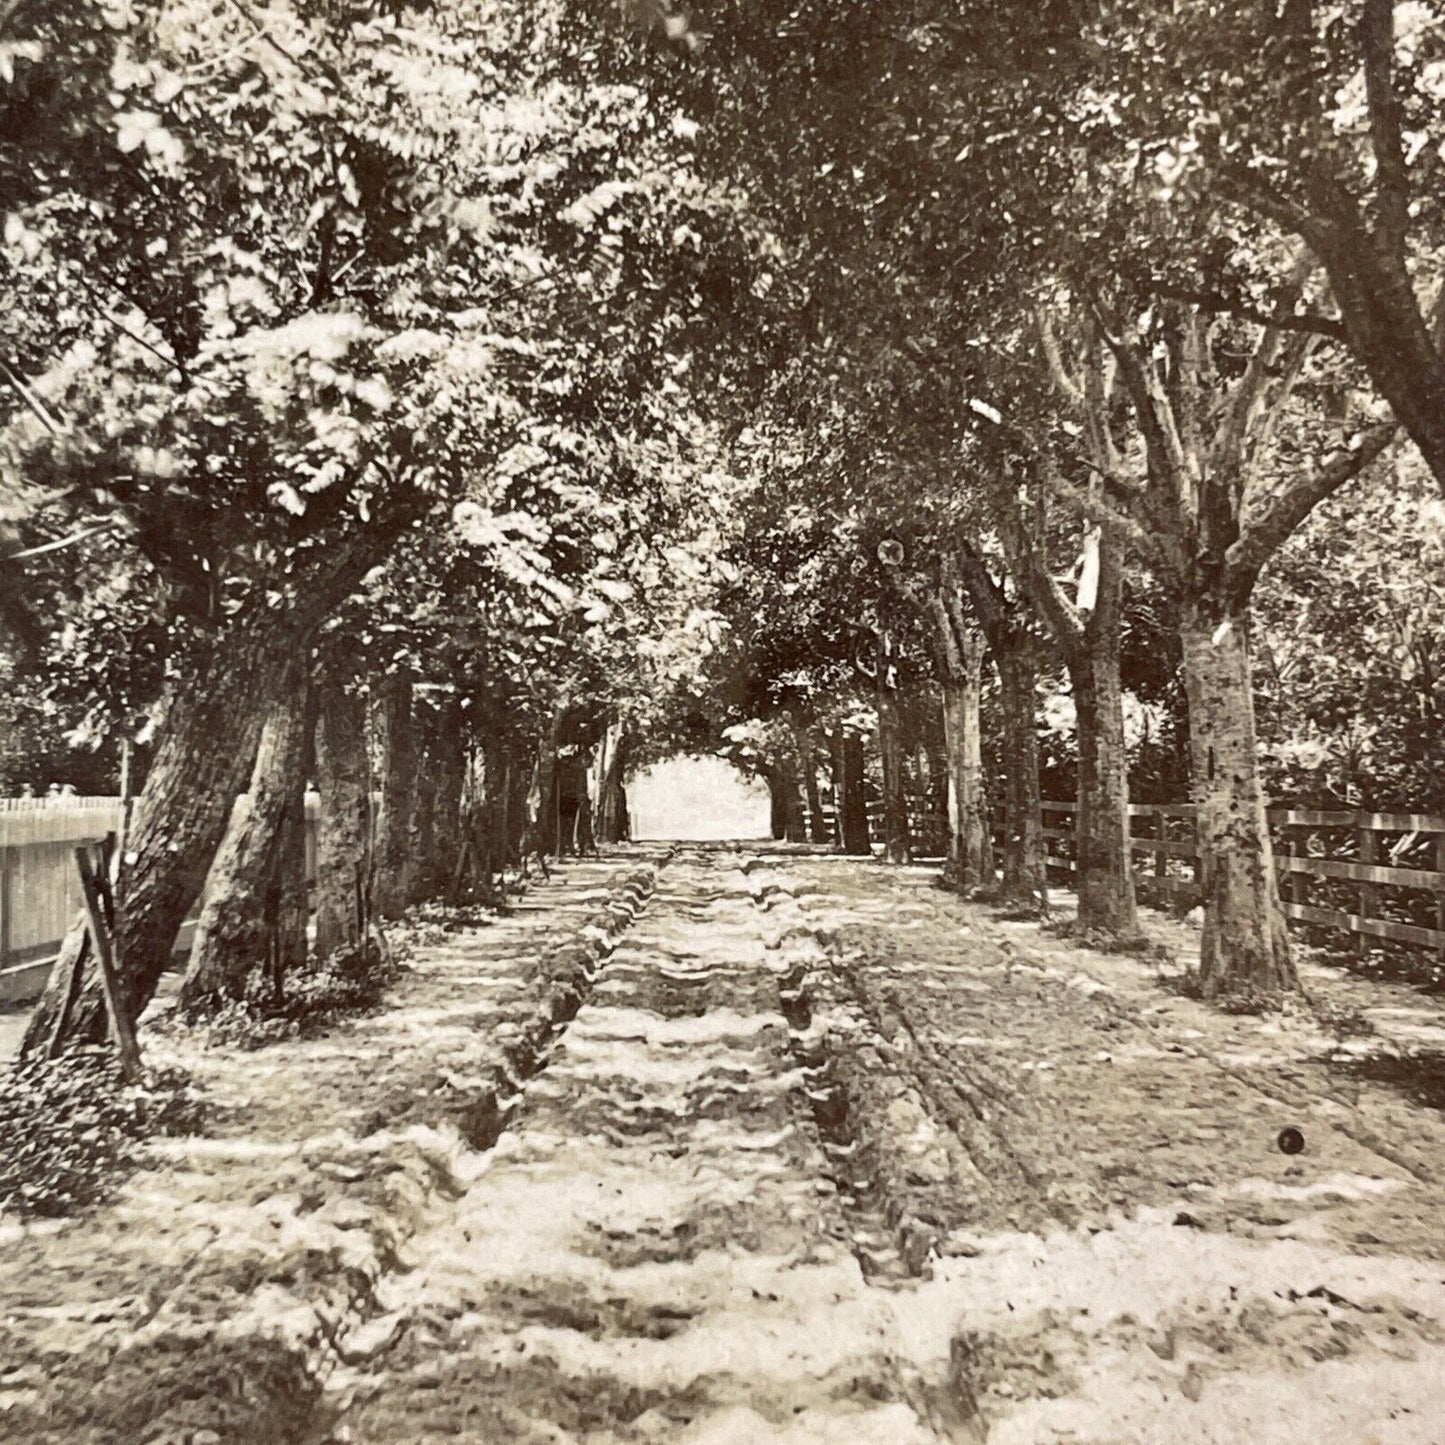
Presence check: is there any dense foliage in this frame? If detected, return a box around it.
[1,0,1442,1036]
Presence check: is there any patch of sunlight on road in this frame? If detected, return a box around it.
[630,755,770,840]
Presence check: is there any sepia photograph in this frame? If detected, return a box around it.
[2,0,1445,1440]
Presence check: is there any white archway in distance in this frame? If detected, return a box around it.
[628,755,770,841]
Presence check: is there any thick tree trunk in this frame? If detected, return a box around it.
[21,627,295,1055]
[373,677,418,919]
[412,705,463,903]
[876,687,911,863]
[996,646,1048,911]
[450,739,494,904]
[764,758,804,841]
[409,730,440,904]
[777,751,806,842]
[573,788,596,855]
[273,770,309,995]
[835,728,871,856]
[767,774,785,839]
[314,676,372,960]
[940,658,992,890]
[1180,607,1296,997]
[179,667,310,1011]
[1069,625,1140,942]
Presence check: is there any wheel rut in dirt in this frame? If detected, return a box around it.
[323,847,975,1445]
[0,859,665,1445]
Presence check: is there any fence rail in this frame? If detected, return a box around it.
[1042,799,1445,959]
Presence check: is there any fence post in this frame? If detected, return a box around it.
[1437,831,1445,968]
[1357,822,1377,955]
[0,844,11,967]
[1286,825,1308,910]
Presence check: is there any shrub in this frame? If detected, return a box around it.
[191,937,405,1051]
[0,1048,204,1219]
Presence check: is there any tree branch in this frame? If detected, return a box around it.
[1036,455,1159,562]
[1037,307,1085,410]
[1089,296,1197,515]
[1153,282,1348,343]
[3,521,122,562]
[0,355,65,434]
[950,537,1010,648]
[1228,421,1399,597]
[1210,254,1315,476]
[1000,515,1082,653]
[1241,331,1314,499]
[1361,0,1410,260]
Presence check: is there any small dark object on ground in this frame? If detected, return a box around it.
[1277,1125,1306,1155]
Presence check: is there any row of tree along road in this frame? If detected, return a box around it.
[1,0,1444,1068]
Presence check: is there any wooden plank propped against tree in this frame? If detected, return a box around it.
[45,923,90,1061]
[75,844,142,1082]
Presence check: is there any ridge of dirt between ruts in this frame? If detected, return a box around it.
[0,857,662,1445]
[321,849,982,1445]
[739,854,945,1283]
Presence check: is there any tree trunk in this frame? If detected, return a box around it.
[940,651,992,890]
[1069,621,1140,942]
[179,666,310,1011]
[373,676,418,919]
[409,728,440,904]
[274,767,309,994]
[786,716,828,845]
[314,676,372,960]
[413,704,463,903]
[764,763,790,840]
[595,724,630,845]
[21,626,296,1055]
[876,686,911,863]
[1180,607,1297,997]
[451,738,495,904]
[836,728,871,856]
[996,645,1048,912]
[533,712,564,858]
[776,751,806,842]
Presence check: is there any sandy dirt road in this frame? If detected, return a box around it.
[3,846,1445,1444]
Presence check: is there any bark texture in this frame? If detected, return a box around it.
[313,675,372,960]
[789,717,830,846]
[1013,528,1139,942]
[413,704,464,903]
[1070,589,1140,942]
[595,723,631,845]
[940,680,988,889]
[21,626,296,1055]
[876,684,911,864]
[179,665,310,1011]
[996,647,1047,911]
[1181,609,1296,997]
[927,571,993,891]
[835,729,871,856]
[764,755,805,842]
[373,676,418,919]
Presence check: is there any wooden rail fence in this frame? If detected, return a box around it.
[1042,800,1445,959]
